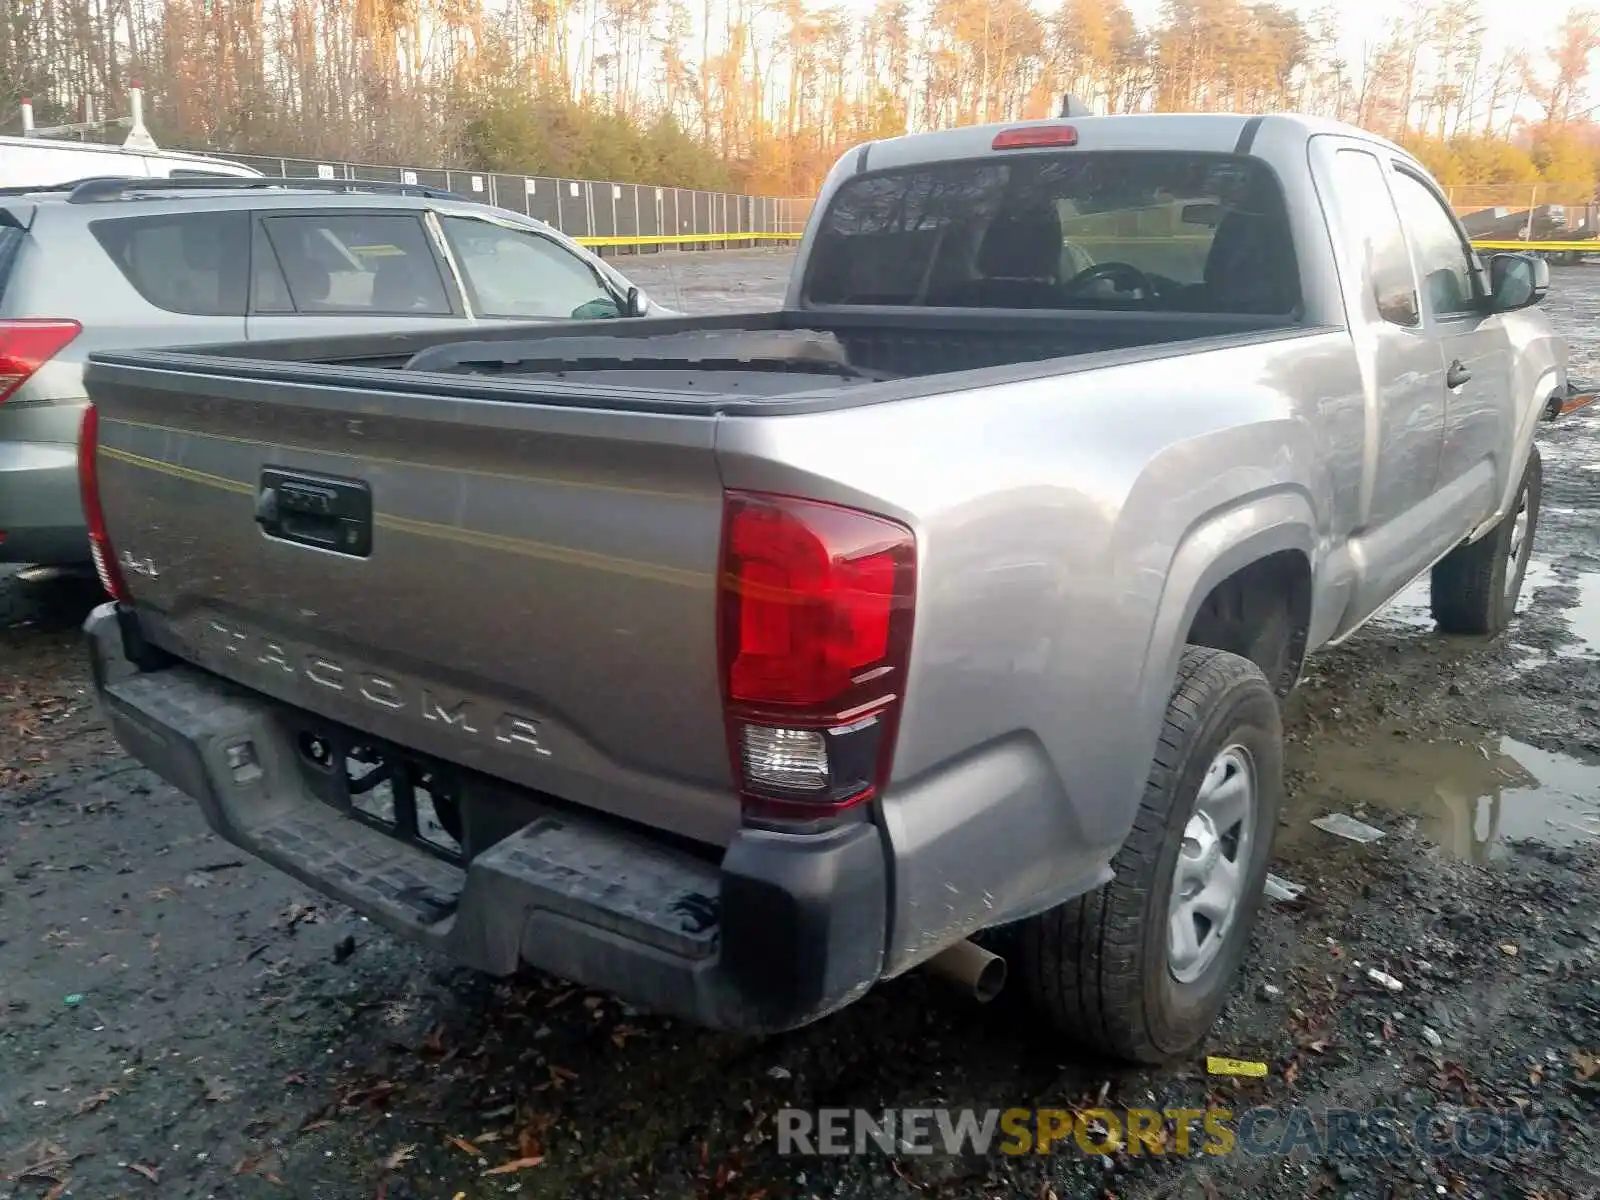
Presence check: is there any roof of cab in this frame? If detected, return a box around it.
[848,112,1412,175]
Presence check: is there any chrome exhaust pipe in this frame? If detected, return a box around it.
[924,939,1007,1003]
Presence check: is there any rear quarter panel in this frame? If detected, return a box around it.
[716,330,1358,969]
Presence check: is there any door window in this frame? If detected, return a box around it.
[258,213,452,315]
[439,216,623,319]
[1390,171,1479,318]
[1328,150,1417,327]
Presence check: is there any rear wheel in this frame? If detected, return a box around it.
[1430,445,1542,637]
[1015,647,1282,1063]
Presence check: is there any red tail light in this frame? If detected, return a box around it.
[717,490,916,825]
[77,403,132,602]
[0,319,81,404]
[992,124,1079,150]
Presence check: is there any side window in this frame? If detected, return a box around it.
[439,216,622,320]
[89,211,250,317]
[1390,170,1478,318]
[259,213,452,315]
[1330,150,1417,327]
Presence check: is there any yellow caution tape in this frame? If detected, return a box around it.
[1471,240,1600,253]
[1206,1055,1269,1078]
[574,231,802,247]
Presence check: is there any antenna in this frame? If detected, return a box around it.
[1058,94,1092,118]
[122,84,158,151]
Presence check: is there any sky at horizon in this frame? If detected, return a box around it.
[1119,0,1568,71]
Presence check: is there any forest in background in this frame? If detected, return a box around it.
[4,0,1599,202]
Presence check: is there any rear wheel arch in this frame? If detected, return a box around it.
[1186,549,1313,696]
[1142,498,1319,708]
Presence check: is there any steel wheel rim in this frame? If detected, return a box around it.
[1168,744,1256,984]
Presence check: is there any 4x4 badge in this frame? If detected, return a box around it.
[120,549,160,579]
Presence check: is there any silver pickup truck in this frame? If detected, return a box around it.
[80,113,1571,1063]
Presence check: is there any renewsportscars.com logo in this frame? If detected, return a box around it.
[775,1106,1559,1159]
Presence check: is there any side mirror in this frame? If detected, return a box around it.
[625,286,650,317]
[1487,252,1547,312]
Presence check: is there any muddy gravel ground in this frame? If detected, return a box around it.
[3,252,1598,1200]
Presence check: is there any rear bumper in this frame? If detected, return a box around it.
[85,603,888,1033]
[0,439,85,564]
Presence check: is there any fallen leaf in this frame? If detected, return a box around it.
[76,1087,120,1113]
[282,1072,306,1086]
[483,1156,545,1175]
[128,1162,159,1184]
[548,1064,578,1088]
[1499,943,1519,957]
[43,1181,70,1200]
[341,1080,398,1109]
[301,1118,335,1133]
[611,1024,642,1050]
[382,1144,416,1171]
[1573,1051,1599,1082]
[518,1114,553,1158]
[889,1159,927,1191]
[147,886,177,900]
[421,1025,447,1056]
[447,1135,481,1156]
[203,1076,237,1102]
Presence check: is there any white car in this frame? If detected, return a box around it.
[0,135,262,189]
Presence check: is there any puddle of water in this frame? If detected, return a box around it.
[1368,559,1600,659]
[1293,732,1600,864]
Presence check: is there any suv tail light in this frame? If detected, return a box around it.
[0,318,81,404]
[77,403,132,602]
[717,490,916,825]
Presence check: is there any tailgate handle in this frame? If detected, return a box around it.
[255,469,373,558]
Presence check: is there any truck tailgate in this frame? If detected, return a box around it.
[85,355,739,845]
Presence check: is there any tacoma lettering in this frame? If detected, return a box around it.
[196,618,551,759]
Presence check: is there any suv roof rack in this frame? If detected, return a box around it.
[63,175,470,205]
[0,174,152,198]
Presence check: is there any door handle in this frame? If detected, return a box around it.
[1446,360,1472,388]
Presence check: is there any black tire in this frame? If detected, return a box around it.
[1430,445,1542,637]
[1016,647,1283,1064]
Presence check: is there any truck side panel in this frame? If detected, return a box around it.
[713,330,1358,971]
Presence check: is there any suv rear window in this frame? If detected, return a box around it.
[90,211,250,316]
[0,225,23,305]
[801,151,1300,316]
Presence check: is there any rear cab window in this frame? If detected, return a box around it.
[1328,148,1420,327]
[90,210,251,316]
[255,213,454,315]
[801,150,1301,315]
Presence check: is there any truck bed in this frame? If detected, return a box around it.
[113,308,1306,410]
